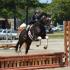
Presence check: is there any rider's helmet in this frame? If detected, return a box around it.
[35,10,41,16]
[33,10,41,21]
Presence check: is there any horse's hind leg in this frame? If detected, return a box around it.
[15,41,19,52]
[19,42,23,52]
[25,41,31,54]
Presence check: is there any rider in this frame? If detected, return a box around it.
[31,10,41,22]
[26,10,41,30]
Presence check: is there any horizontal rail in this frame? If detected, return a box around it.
[0,44,15,48]
[0,52,65,70]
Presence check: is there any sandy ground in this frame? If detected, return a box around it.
[0,39,64,56]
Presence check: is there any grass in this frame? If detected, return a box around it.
[47,31,64,39]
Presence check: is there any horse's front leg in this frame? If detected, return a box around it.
[43,35,48,49]
[36,36,42,47]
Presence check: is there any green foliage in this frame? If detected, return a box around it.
[51,0,70,20]
[1,0,70,22]
[0,0,39,19]
[40,0,70,26]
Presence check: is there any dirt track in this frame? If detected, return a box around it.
[0,39,64,56]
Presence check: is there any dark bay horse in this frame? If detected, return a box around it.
[15,12,50,54]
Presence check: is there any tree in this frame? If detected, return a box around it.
[51,0,70,22]
[0,0,40,29]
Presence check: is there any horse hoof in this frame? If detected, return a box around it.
[43,46,47,49]
[25,51,28,54]
[36,45,39,47]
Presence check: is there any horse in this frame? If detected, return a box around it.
[15,12,50,54]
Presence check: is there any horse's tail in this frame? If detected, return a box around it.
[15,41,19,52]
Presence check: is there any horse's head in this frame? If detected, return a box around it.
[39,12,51,26]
